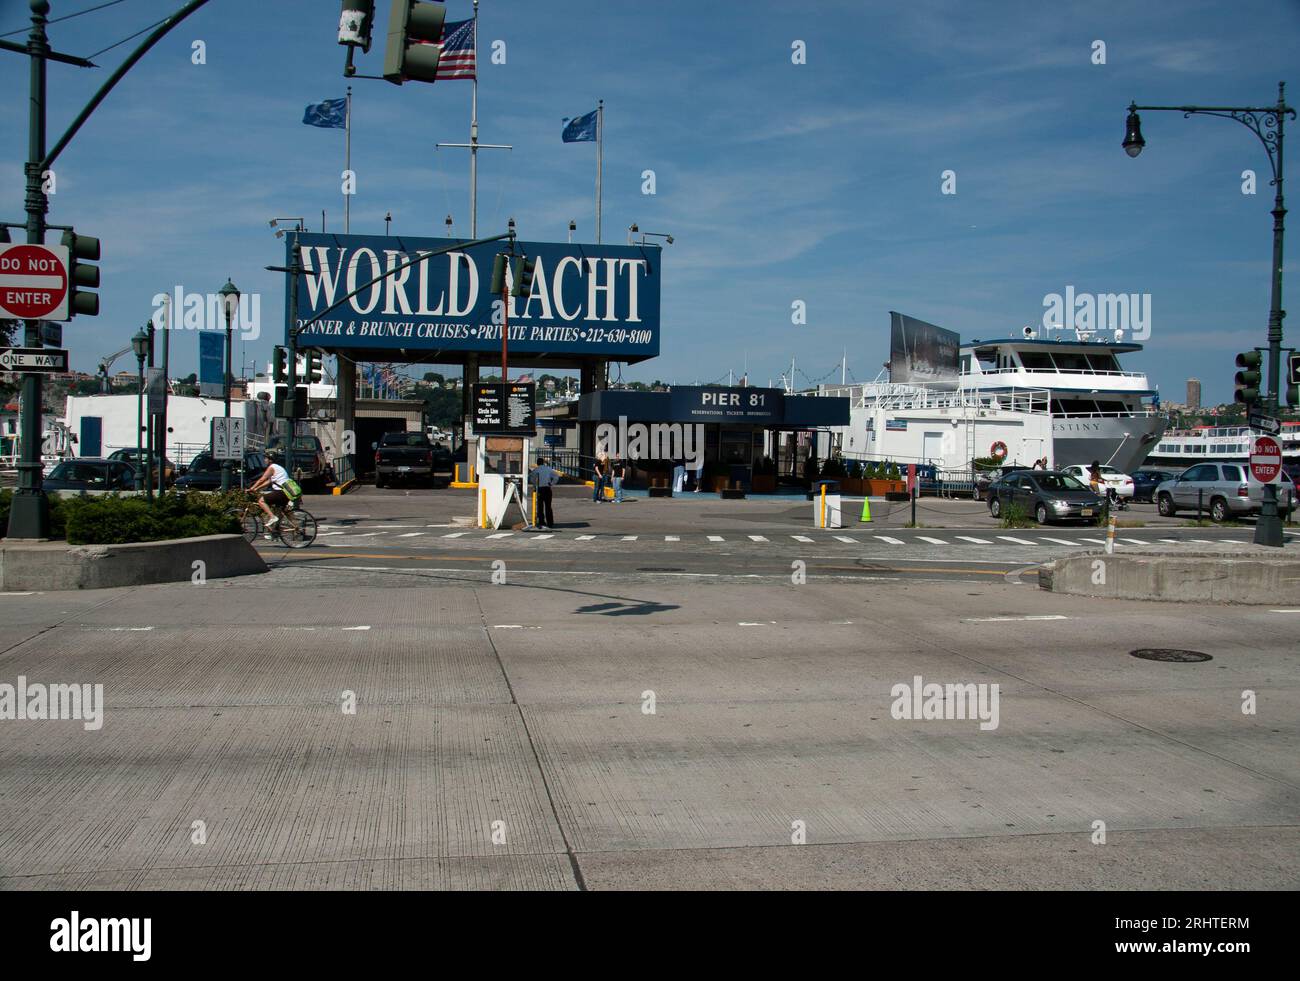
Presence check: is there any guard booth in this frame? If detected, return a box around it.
[474,382,536,529]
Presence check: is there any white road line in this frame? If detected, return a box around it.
[341,625,371,631]
[996,536,1035,545]
[623,535,639,541]
[575,535,596,541]
[397,532,425,538]
[1119,538,1147,545]
[1269,609,1300,613]
[875,536,905,545]
[1077,538,1105,545]
[442,532,469,538]
[1159,538,1181,543]
[792,535,814,542]
[92,626,154,632]
[748,535,769,542]
[1187,539,1217,544]
[0,592,36,596]
[917,536,949,545]
[833,536,857,544]
[964,615,1071,623]
[738,621,777,626]
[492,624,541,630]
[487,532,514,539]
[533,534,554,540]
[320,542,362,547]
[955,536,992,544]
[1040,537,1078,546]
[707,535,725,542]
[665,535,681,542]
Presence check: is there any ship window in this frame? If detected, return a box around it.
[1019,351,1055,370]
[960,355,972,373]
[1054,352,1092,371]
[1095,401,1126,413]
[973,349,998,370]
[1086,354,1120,372]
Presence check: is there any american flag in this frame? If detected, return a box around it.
[434,19,476,81]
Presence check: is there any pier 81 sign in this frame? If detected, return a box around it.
[288,233,661,362]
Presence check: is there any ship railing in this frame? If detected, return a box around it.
[1053,409,1162,419]
[848,383,1052,415]
[970,367,1147,378]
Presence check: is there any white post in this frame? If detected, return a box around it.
[344,87,352,234]
[596,99,603,244]
[470,0,479,236]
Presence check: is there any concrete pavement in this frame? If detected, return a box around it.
[1,543,1297,890]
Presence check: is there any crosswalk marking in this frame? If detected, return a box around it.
[996,536,1035,545]
[748,535,768,542]
[875,536,905,545]
[792,535,814,542]
[917,536,949,545]
[1187,539,1217,544]
[1159,538,1180,543]
[707,535,725,542]
[533,534,554,540]
[665,535,680,542]
[623,535,639,541]
[1040,537,1077,546]
[1077,538,1105,545]
[1120,538,1147,545]
[955,536,992,544]
[398,532,425,538]
[487,532,513,540]
[834,536,857,543]
[575,535,596,541]
[442,532,469,538]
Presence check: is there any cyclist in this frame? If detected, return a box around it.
[249,451,294,530]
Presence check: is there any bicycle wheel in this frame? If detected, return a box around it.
[239,509,262,543]
[276,509,317,548]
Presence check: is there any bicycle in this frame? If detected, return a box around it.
[229,492,317,548]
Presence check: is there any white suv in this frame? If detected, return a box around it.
[1062,464,1135,499]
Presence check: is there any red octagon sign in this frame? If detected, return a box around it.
[0,244,69,321]
[1250,435,1283,484]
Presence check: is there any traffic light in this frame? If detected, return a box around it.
[273,346,290,384]
[338,0,375,52]
[513,257,537,299]
[382,0,446,85]
[61,229,100,317]
[307,349,324,384]
[1287,352,1300,407]
[275,385,308,419]
[1234,350,1262,405]
[490,253,508,295]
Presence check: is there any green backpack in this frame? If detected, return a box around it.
[282,478,303,500]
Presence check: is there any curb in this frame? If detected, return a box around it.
[0,534,268,591]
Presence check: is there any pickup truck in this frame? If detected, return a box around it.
[374,432,451,488]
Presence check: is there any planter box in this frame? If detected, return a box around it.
[866,479,905,496]
[750,474,777,494]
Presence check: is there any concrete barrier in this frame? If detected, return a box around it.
[1040,546,1300,605]
[0,534,268,592]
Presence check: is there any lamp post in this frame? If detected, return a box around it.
[1123,81,1295,547]
[219,278,239,491]
[130,328,149,491]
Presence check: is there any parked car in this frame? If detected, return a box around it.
[266,435,328,488]
[174,450,267,491]
[42,457,138,493]
[987,469,1106,525]
[107,448,176,484]
[975,464,1033,502]
[1130,469,1178,503]
[1155,462,1297,522]
[1062,464,1135,499]
[374,432,449,488]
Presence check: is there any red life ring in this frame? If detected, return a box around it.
[990,441,1008,460]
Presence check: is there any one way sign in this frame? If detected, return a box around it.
[0,347,68,373]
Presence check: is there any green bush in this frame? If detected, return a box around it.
[820,458,847,479]
[1000,502,1036,528]
[56,492,240,545]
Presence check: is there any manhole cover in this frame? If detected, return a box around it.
[637,567,686,573]
[1130,649,1213,663]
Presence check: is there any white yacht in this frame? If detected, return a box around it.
[959,325,1166,472]
[1149,423,1300,466]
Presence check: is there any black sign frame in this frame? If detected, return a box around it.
[473,382,537,435]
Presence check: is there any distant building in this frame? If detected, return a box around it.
[1186,378,1202,410]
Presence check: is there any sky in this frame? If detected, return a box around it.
[2,0,1299,403]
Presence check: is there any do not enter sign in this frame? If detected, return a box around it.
[1250,435,1283,484]
[0,244,69,321]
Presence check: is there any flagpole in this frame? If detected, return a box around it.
[470,0,479,237]
[596,99,603,244]
[344,86,352,234]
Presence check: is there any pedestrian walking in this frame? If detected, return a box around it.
[531,458,560,528]
[611,456,626,503]
[593,452,609,502]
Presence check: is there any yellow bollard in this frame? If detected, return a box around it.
[820,483,826,529]
[480,487,487,528]
[532,490,537,526]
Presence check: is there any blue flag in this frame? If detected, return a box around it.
[303,98,347,129]
[562,109,598,143]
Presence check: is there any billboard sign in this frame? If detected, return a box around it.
[666,386,784,424]
[889,311,960,384]
[473,382,536,435]
[289,233,661,361]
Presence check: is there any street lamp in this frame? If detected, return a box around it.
[219,278,240,492]
[131,328,150,492]
[568,219,576,244]
[627,222,639,245]
[638,231,675,247]
[1123,82,1295,547]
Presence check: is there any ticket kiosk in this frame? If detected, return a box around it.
[473,382,537,529]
